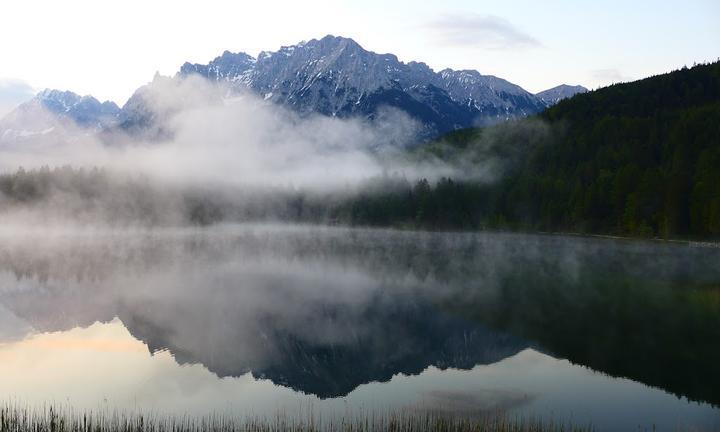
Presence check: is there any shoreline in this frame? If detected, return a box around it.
[0,219,718,248]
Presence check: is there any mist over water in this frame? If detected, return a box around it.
[0,224,718,430]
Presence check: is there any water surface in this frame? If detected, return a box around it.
[0,225,718,431]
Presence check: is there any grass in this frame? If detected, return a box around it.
[0,405,592,432]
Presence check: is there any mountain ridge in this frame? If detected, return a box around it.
[175,35,548,136]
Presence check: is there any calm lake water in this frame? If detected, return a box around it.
[0,224,718,431]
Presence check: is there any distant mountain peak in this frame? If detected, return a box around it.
[314,34,362,47]
[536,84,588,105]
[37,89,85,112]
[37,88,79,101]
[36,88,120,113]
[0,88,123,146]
[2,88,123,134]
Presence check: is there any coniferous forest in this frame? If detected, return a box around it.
[340,61,720,238]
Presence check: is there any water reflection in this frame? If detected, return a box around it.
[0,320,716,431]
[0,224,718,429]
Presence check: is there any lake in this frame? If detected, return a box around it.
[0,224,718,431]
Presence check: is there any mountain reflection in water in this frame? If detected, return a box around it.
[0,224,718,430]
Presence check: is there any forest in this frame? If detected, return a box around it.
[341,61,720,238]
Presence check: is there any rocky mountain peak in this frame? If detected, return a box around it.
[535,84,588,105]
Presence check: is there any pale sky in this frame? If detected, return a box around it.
[0,0,718,109]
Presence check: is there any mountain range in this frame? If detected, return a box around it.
[0,35,586,145]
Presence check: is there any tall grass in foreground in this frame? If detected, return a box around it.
[0,406,591,432]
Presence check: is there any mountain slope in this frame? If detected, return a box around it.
[520,62,720,237]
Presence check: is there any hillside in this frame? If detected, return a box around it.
[341,62,720,238]
[509,61,720,237]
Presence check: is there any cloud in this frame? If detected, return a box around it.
[104,77,429,189]
[424,14,541,50]
[0,78,35,117]
[591,68,634,87]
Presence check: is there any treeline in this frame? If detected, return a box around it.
[0,166,190,225]
[341,62,720,238]
[329,177,495,229]
[0,167,288,226]
[501,62,720,238]
[0,166,371,226]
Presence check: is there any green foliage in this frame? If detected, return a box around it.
[501,61,720,238]
[341,61,720,239]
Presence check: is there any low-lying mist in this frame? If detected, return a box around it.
[0,75,554,227]
[2,76,449,187]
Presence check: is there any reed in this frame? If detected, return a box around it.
[0,405,590,432]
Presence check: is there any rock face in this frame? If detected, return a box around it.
[34,89,123,129]
[535,84,588,105]
[177,35,548,137]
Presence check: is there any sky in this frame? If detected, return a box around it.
[0,0,718,112]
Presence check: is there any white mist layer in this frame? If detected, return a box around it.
[0,76,469,191]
